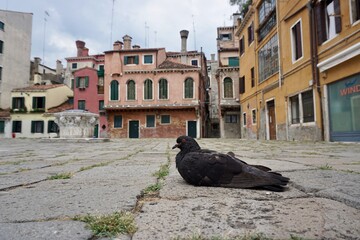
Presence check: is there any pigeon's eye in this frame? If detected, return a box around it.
[181,139,186,143]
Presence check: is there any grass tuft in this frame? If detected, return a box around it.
[153,163,170,180]
[318,163,333,170]
[74,211,137,237]
[47,172,73,180]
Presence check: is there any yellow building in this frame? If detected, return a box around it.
[236,0,360,141]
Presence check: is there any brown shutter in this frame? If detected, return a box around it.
[334,0,342,33]
[239,77,245,94]
[315,2,326,45]
[295,22,302,59]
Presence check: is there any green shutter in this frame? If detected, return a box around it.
[40,121,44,133]
[76,77,80,88]
[135,56,139,64]
[41,97,45,109]
[0,120,5,133]
[85,76,89,87]
[31,121,35,133]
[124,56,128,65]
[48,121,51,133]
[12,98,15,109]
[32,97,36,109]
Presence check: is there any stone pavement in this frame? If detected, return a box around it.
[0,138,359,240]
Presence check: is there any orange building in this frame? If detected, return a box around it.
[236,0,360,141]
[103,31,208,138]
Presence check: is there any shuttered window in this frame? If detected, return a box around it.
[31,121,44,133]
[239,37,245,55]
[248,22,254,45]
[124,55,139,65]
[224,77,233,98]
[12,121,22,133]
[239,76,245,94]
[251,67,255,88]
[127,80,136,100]
[144,79,153,100]
[159,78,168,99]
[184,78,194,98]
[110,80,119,100]
[0,120,5,133]
[291,20,303,61]
[32,97,45,111]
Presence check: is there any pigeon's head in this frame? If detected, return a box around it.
[172,135,201,152]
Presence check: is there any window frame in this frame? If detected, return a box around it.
[0,120,5,133]
[12,97,25,110]
[144,79,153,100]
[0,21,4,31]
[225,114,238,123]
[160,115,171,125]
[114,115,123,128]
[78,100,86,110]
[191,59,198,66]
[289,90,315,125]
[126,80,136,100]
[32,96,46,111]
[350,0,360,24]
[223,77,234,98]
[158,78,168,100]
[31,120,44,134]
[258,34,279,83]
[110,80,119,101]
[124,55,139,65]
[99,100,104,110]
[0,40,3,54]
[247,21,254,45]
[146,115,156,128]
[143,55,153,64]
[12,121,22,133]
[184,78,194,99]
[290,19,304,63]
[72,63,77,69]
[239,36,245,55]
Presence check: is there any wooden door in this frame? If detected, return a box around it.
[267,101,276,140]
[129,120,139,138]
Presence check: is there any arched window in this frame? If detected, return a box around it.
[144,79,153,100]
[127,80,136,100]
[184,78,194,98]
[223,77,233,98]
[159,78,168,99]
[110,80,119,100]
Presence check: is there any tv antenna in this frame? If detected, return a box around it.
[192,15,197,50]
[110,0,115,48]
[43,10,50,65]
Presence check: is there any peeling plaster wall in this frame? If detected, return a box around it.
[287,124,322,141]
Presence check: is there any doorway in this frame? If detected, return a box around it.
[187,121,197,138]
[267,100,276,140]
[129,120,139,138]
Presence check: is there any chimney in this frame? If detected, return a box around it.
[113,41,123,50]
[82,47,89,56]
[56,60,63,75]
[132,44,141,49]
[211,54,215,61]
[34,57,41,73]
[76,40,86,57]
[180,30,189,53]
[233,13,241,26]
[123,35,132,50]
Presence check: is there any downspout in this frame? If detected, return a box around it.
[276,0,283,88]
[308,0,325,141]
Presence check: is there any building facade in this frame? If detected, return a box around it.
[104,31,208,138]
[10,84,73,138]
[0,10,32,109]
[236,0,360,142]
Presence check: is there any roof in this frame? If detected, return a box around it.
[47,101,74,113]
[157,60,198,70]
[12,84,67,92]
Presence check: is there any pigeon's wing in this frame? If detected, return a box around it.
[227,151,272,172]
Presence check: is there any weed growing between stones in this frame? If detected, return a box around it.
[47,172,73,180]
[73,211,137,237]
[318,163,333,170]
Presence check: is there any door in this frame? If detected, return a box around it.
[267,101,276,140]
[187,121,197,138]
[129,120,139,138]
[93,124,98,138]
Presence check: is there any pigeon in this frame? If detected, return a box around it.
[172,136,290,192]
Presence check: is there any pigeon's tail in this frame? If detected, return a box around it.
[261,185,286,192]
[263,172,290,191]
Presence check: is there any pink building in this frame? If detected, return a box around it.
[103,31,208,138]
[66,41,107,137]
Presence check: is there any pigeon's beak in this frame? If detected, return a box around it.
[172,143,179,149]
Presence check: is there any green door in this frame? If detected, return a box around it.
[129,120,139,138]
[94,124,99,138]
[187,121,197,138]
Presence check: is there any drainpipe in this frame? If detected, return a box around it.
[276,0,283,88]
[308,0,324,141]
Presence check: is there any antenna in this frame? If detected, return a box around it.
[154,31,157,48]
[192,15,197,50]
[110,0,115,48]
[43,10,50,65]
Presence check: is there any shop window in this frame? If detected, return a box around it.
[114,115,122,128]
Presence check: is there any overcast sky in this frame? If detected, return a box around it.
[1,0,239,68]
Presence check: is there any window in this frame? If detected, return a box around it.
[220,33,232,40]
[0,66,2,80]
[224,77,233,98]
[228,57,239,67]
[48,121,59,133]
[72,63,77,69]
[159,78,168,99]
[258,34,279,83]
[124,55,139,65]
[239,76,245,94]
[315,0,341,45]
[225,114,238,123]
[242,112,247,126]
[71,79,74,89]
[161,115,170,124]
[12,97,25,110]
[191,59,198,66]
[252,109,257,124]
[31,121,44,133]
[258,0,276,41]
[32,97,45,111]
[251,67,255,88]
[0,120,4,133]
[291,20,303,62]
[350,0,360,23]
[184,78,194,98]
[239,37,245,55]
[114,115,122,128]
[0,21,4,31]
[110,80,119,100]
[146,115,155,128]
[127,80,136,100]
[78,100,86,110]
[290,90,314,124]
[144,55,153,64]
[99,100,104,110]
[0,40,3,54]
[248,22,254,45]
[76,76,89,89]
[12,121,22,133]
[144,79,153,100]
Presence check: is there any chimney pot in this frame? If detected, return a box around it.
[180,30,189,53]
[123,35,132,50]
[76,40,86,57]
[113,41,123,50]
